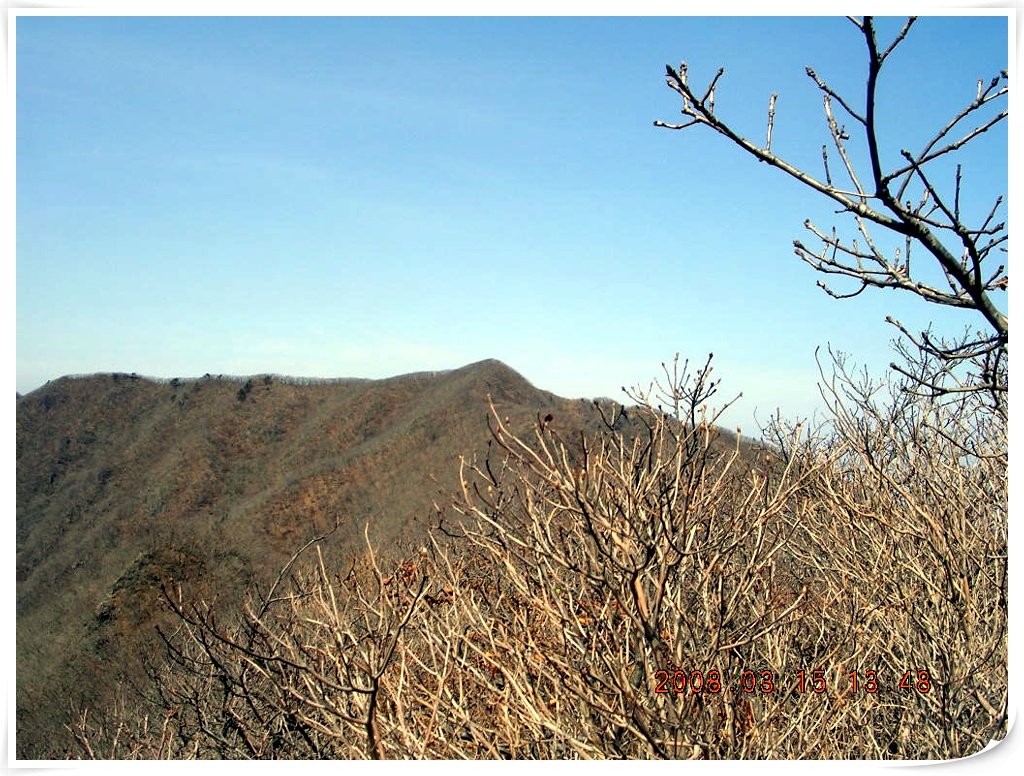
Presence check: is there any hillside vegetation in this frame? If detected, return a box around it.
[16,16,1007,761]
[16,359,744,759]
[17,354,1007,760]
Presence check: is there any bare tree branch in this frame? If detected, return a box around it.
[656,16,1007,405]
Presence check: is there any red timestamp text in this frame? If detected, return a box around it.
[652,668,931,695]
[847,670,931,694]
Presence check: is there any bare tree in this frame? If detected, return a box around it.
[66,18,1007,761]
[68,353,1006,759]
[655,16,1007,411]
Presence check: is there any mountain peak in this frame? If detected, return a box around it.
[459,358,525,379]
[446,359,543,403]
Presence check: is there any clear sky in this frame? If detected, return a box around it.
[12,4,1011,434]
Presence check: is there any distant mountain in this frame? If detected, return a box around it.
[15,359,743,758]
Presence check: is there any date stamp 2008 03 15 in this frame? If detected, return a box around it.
[652,668,931,696]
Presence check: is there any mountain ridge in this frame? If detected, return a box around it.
[15,358,586,757]
[15,356,532,397]
[15,357,744,758]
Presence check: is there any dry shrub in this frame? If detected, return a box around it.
[69,353,1006,759]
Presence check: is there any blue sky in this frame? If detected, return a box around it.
[13,7,1011,434]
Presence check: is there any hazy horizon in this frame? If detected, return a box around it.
[14,6,1011,434]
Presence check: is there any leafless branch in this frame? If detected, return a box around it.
[656,15,1007,402]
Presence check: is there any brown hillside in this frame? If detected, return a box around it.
[15,360,748,759]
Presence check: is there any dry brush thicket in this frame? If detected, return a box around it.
[68,353,1006,760]
[61,17,1007,759]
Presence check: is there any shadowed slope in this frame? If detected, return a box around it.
[15,359,750,758]
[15,360,567,757]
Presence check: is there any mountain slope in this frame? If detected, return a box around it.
[15,359,748,758]
[14,360,590,757]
